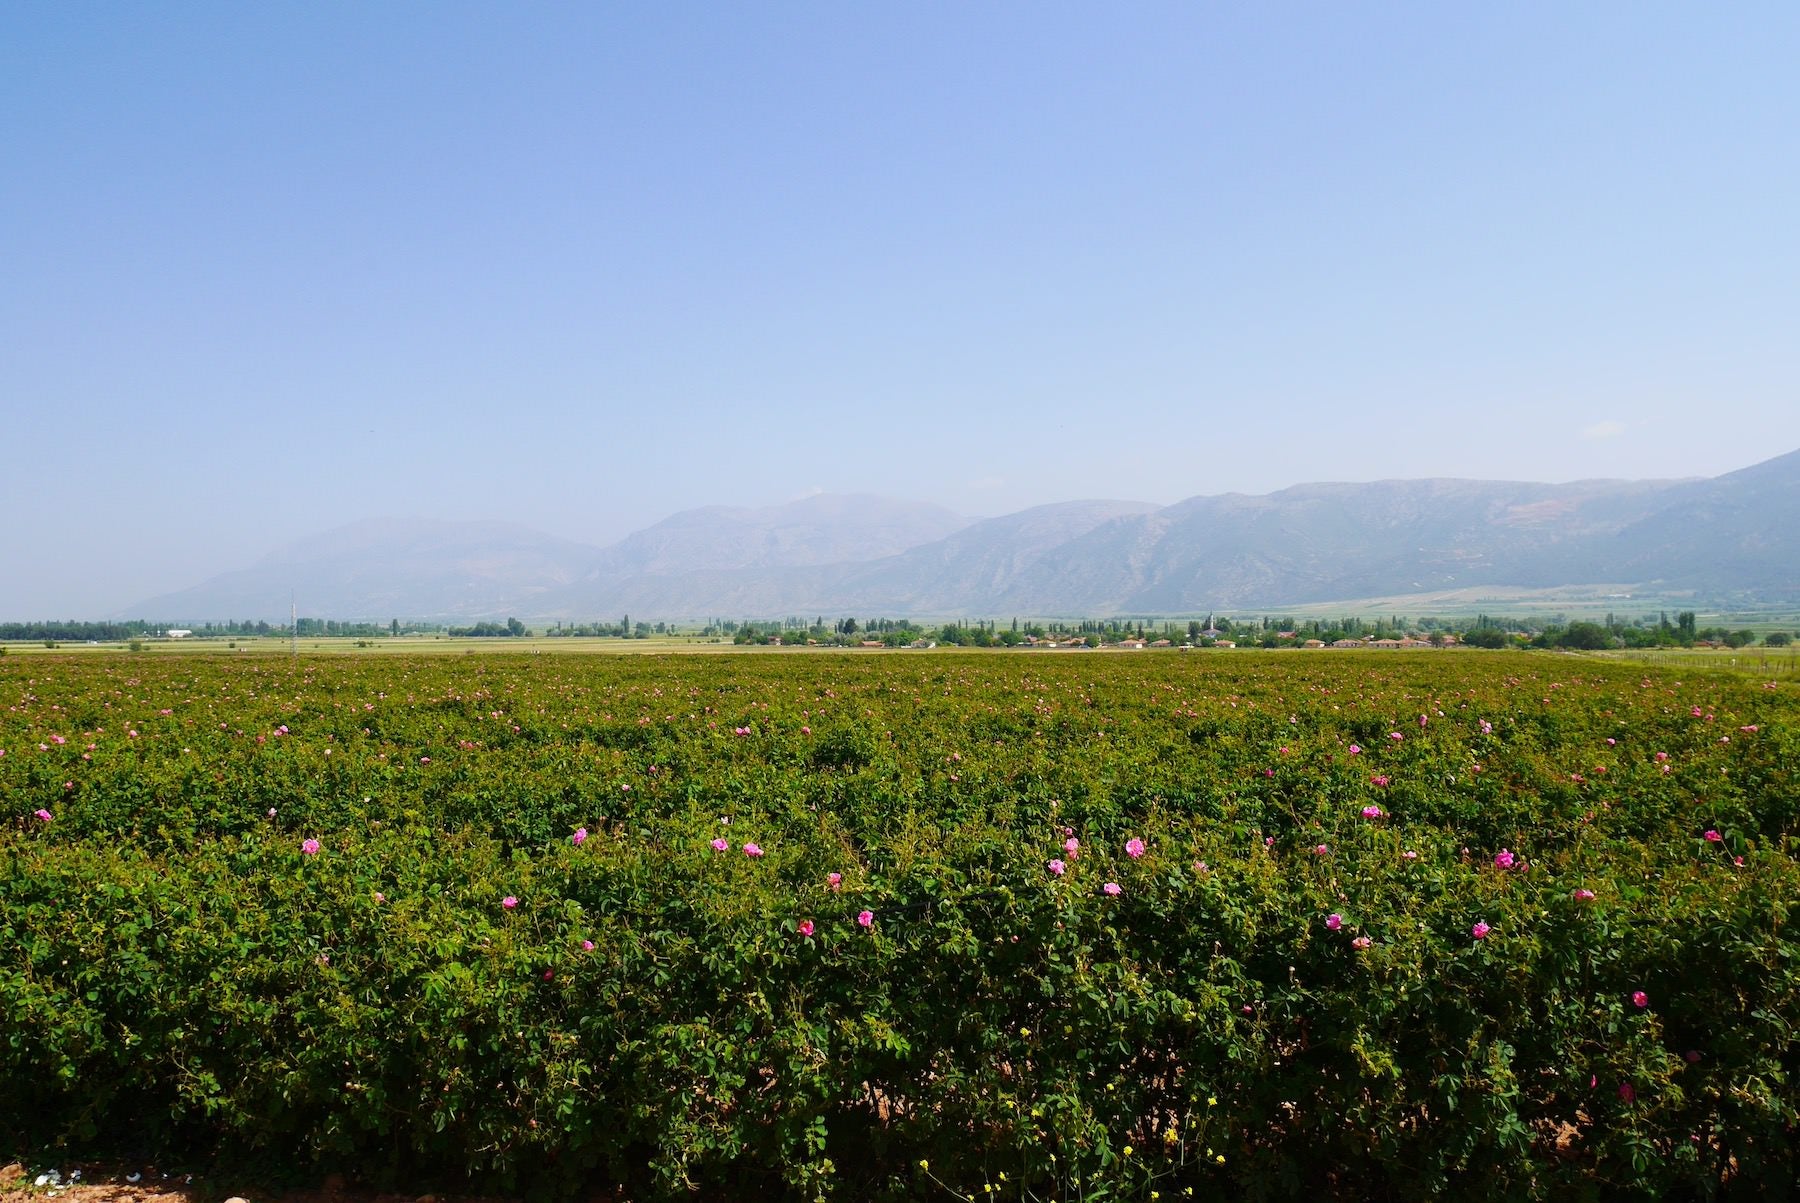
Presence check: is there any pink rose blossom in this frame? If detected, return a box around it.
[711,838,729,852]
[1125,837,1145,859]
[797,919,815,937]
[857,909,874,928]
[1064,837,1080,857]
[301,838,320,855]
[1388,732,1403,742]
[1369,776,1389,788]
[1325,913,1343,931]
[1351,935,1372,950]
[1313,844,1329,856]
[743,842,764,857]
[502,895,518,909]
[1573,888,1596,901]
[1361,805,1384,819]
[571,827,588,846]
[1347,744,1362,755]
[1402,850,1419,861]
[34,808,53,822]
[1493,849,1515,870]
[1471,921,1491,939]
[1048,858,1067,876]
[1618,1083,1635,1102]
[582,939,595,951]
[1704,829,1722,842]
[827,872,843,889]
[1102,881,1122,896]
[1632,991,1649,1008]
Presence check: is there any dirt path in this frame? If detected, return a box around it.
[1,1164,507,1203]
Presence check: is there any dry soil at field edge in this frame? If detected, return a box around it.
[0,1165,522,1203]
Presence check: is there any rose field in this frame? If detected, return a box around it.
[2,650,1797,1201]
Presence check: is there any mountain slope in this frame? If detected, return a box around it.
[125,518,598,621]
[115,450,1800,621]
[1608,447,1800,593]
[582,493,971,577]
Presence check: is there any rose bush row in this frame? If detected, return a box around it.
[2,651,1797,1198]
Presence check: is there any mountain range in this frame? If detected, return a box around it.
[124,450,1800,621]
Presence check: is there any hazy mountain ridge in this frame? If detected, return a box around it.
[581,494,974,578]
[120,451,1800,621]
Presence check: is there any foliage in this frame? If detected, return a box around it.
[2,651,1797,1199]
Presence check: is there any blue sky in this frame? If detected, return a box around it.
[4,3,1797,616]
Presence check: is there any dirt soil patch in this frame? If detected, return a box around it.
[0,1165,518,1203]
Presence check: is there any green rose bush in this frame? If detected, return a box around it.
[3,652,1796,1199]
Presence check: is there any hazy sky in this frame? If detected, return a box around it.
[5,3,1797,616]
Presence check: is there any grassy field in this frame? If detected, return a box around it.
[1597,645,1800,679]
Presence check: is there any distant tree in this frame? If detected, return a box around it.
[1462,626,1509,649]
[1765,631,1792,647]
[1561,621,1611,650]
